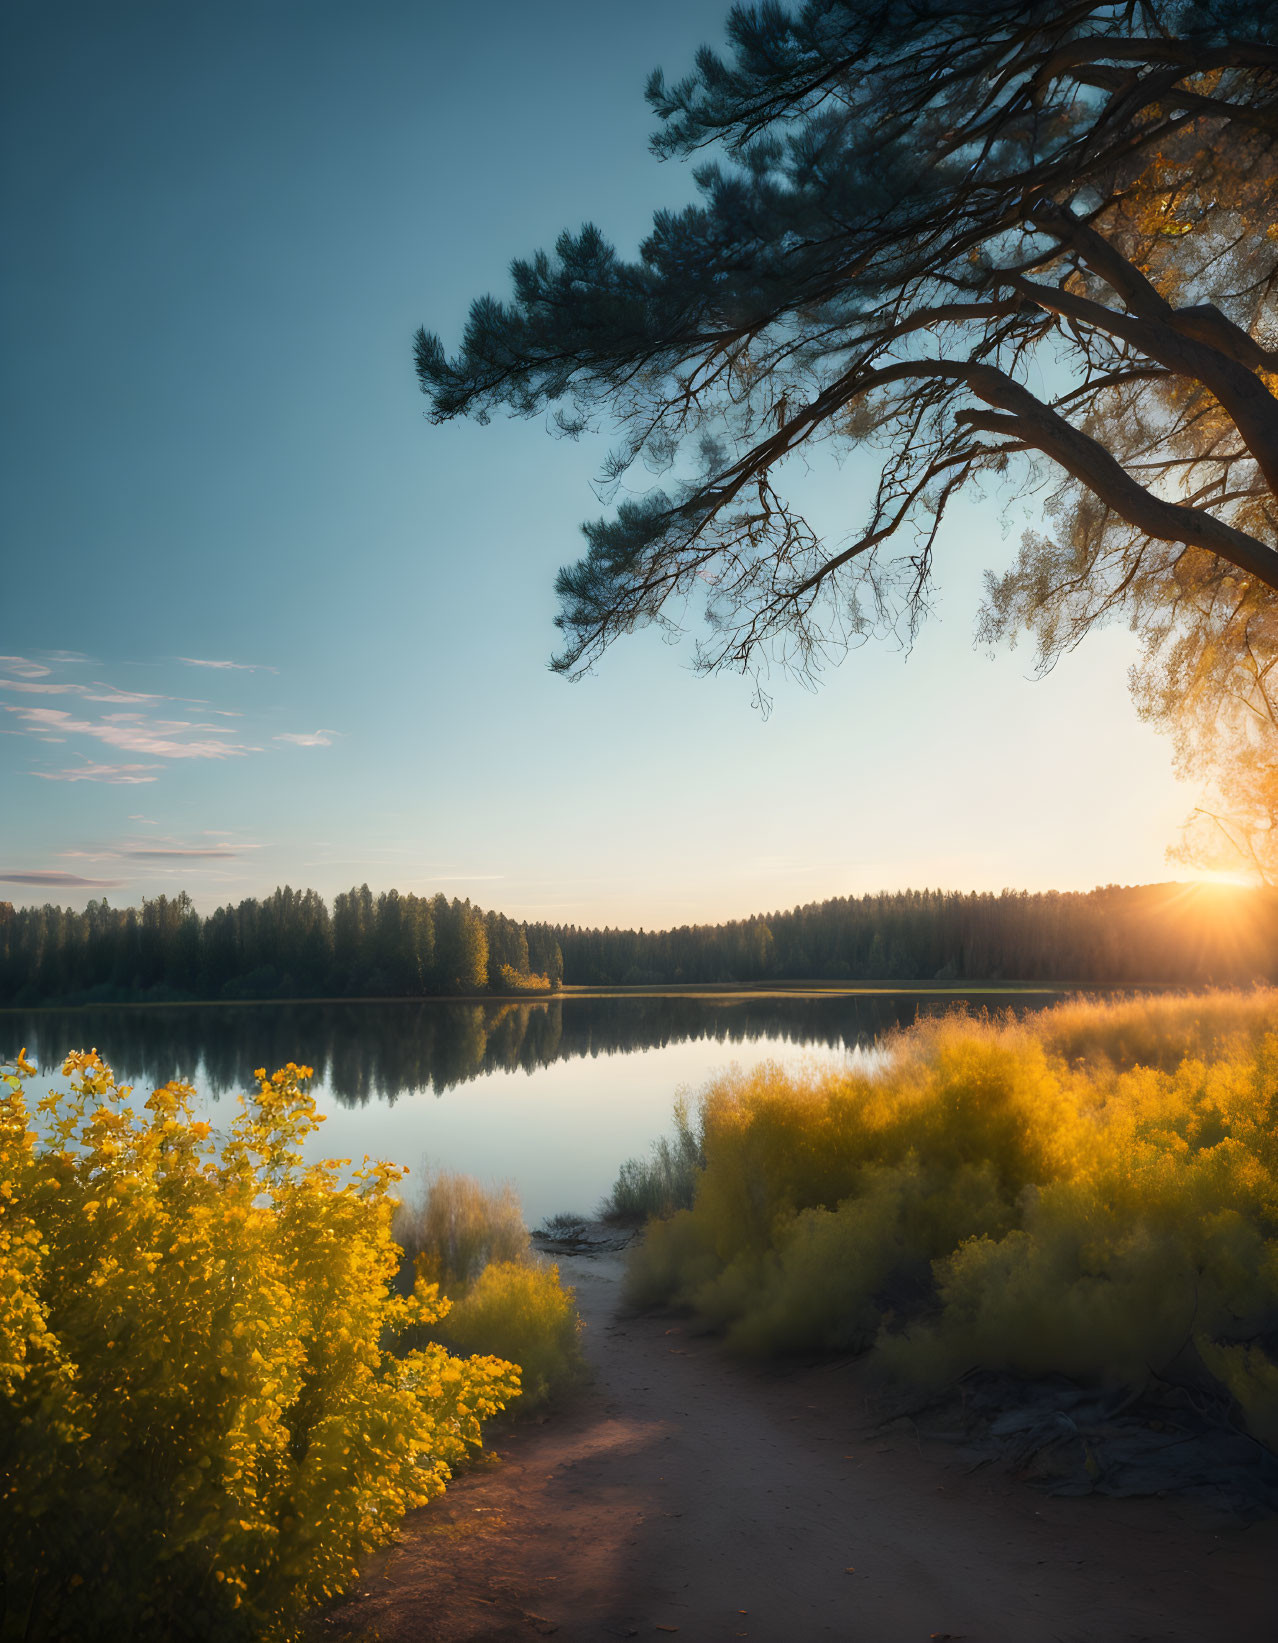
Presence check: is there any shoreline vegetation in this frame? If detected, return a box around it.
[5,990,1276,1638]
[1,1052,583,1642]
[598,989,1278,1480]
[2,878,1277,1009]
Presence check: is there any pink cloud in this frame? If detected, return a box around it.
[83,683,190,705]
[6,705,248,759]
[0,869,124,888]
[274,729,337,747]
[0,678,203,706]
[178,657,277,673]
[124,847,240,859]
[34,762,161,784]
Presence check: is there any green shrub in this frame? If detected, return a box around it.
[602,1095,704,1223]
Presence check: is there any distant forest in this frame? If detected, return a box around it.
[0,887,563,1007]
[1,881,1275,1007]
[557,883,1278,990]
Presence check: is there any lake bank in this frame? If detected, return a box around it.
[1,978,1085,1013]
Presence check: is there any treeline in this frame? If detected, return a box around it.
[2,881,1275,1007]
[555,883,1278,988]
[0,886,563,1006]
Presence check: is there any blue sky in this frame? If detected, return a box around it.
[1,0,1208,927]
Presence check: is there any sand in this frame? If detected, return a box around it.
[322,1253,1278,1643]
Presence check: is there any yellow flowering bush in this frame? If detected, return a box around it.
[0,1052,519,1642]
[392,1171,587,1409]
[439,1260,585,1409]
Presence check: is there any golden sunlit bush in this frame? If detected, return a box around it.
[437,1260,585,1407]
[496,964,555,994]
[1034,986,1278,1072]
[626,993,1278,1447]
[0,1053,519,1643]
[393,1170,585,1410]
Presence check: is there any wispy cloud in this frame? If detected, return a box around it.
[0,679,80,695]
[7,706,248,759]
[35,762,161,784]
[179,657,278,674]
[6,656,307,792]
[57,832,262,865]
[0,655,51,679]
[0,869,124,888]
[129,815,158,823]
[0,678,203,706]
[123,847,242,859]
[274,729,337,747]
[83,684,193,705]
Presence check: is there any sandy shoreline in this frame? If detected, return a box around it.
[323,1253,1278,1642]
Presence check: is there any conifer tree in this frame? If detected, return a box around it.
[417,1,1278,873]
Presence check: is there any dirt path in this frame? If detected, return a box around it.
[324,1255,1278,1643]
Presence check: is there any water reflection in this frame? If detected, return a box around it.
[0,993,1056,1105]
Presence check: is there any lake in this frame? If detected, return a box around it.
[1,991,1064,1224]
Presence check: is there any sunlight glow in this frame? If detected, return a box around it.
[1175,868,1260,889]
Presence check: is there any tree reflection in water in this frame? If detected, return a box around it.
[0,992,1062,1107]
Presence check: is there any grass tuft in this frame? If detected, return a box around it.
[600,1095,705,1223]
[393,1167,529,1290]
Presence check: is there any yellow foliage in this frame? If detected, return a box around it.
[497,964,555,994]
[0,1053,520,1642]
[392,1171,586,1409]
[440,1260,585,1408]
[627,993,1278,1443]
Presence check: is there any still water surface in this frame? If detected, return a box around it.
[1,993,1061,1224]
